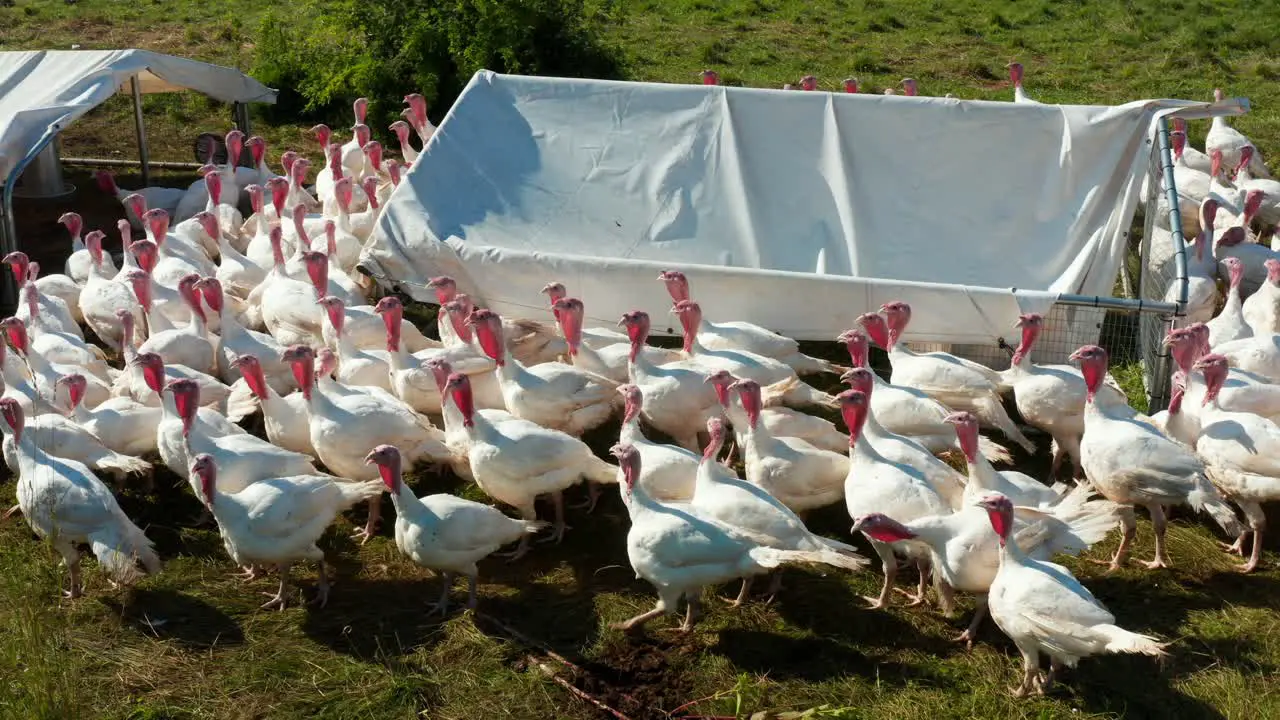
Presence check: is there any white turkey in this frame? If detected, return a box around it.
[840,388,950,609]
[1207,88,1270,179]
[976,493,1167,697]
[0,398,160,598]
[370,444,546,614]
[609,442,848,632]
[191,453,381,610]
[659,270,845,375]
[690,416,866,604]
[860,305,1034,453]
[442,372,616,559]
[1071,345,1240,570]
[1242,258,1280,336]
[1189,354,1280,573]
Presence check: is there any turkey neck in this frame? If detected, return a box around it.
[619,411,645,445]
[572,341,608,373]
[849,426,888,464]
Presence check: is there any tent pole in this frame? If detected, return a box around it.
[234,102,252,136]
[1,125,60,309]
[130,76,151,187]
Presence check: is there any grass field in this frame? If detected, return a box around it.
[4,1,1280,718]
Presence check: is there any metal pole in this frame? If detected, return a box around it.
[234,102,252,136]
[1,125,60,309]
[130,76,151,187]
[1055,293,1177,314]
[62,157,205,171]
[1159,117,1188,317]
[1153,115,1186,410]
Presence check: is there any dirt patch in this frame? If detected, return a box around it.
[572,635,700,719]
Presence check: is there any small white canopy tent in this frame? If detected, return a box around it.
[0,49,277,303]
[363,71,1241,358]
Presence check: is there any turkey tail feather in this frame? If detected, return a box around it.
[1189,472,1244,536]
[337,479,386,508]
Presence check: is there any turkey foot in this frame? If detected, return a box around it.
[3,503,20,520]
[536,492,570,544]
[1141,504,1171,569]
[1039,659,1063,695]
[762,572,784,604]
[352,498,381,545]
[1238,529,1264,573]
[310,562,331,608]
[428,572,453,616]
[1219,534,1248,556]
[892,562,929,607]
[723,577,752,607]
[62,556,83,599]
[952,597,988,650]
[500,535,531,562]
[236,565,264,582]
[1093,510,1137,572]
[260,564,292,611]
[610,606,665,632]
[677,594,701,633]
[568,482,601,513]
[893,586,927,607]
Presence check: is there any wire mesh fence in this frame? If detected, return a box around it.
[902,118,1184,412]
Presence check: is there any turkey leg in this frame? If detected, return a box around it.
[893,559,929,607]
[353,496,381,544]
[568,482,602,513]
[1010,648,1040,697]
[499,505,539,561]
[1040,657,1064,694]
[679,590,702,632]
[1143,504,1170,569]
[724,577,753,607]
[62,551,83,599]
[428,571,453,615]
[1237,501,1266,573]
[311,561,331,608]
[611,602,668,631]
[261,563,292,610]
[953,594,988,649]
[763,571,784,602]
[862,539,897,609]
[536,491,570,545]
[1220,531,1249,556]
[1094,506,1136,572]
[466,573,479,609]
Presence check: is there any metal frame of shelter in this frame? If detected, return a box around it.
[0,58,273,308]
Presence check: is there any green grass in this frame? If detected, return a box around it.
[4,0,1280,717]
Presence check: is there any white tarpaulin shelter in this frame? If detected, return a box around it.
[362,71,1234,346]
[0,49,277,181]
[0,49,277,306]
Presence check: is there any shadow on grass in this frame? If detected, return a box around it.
[298,575,447,660]
[1066,656,1228,719]
[712,628,939,686]
[101,587,244,649]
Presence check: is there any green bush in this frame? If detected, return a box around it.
[252,0,624,134]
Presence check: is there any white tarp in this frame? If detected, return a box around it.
[362,71,1229,345]
[0,49,277,180]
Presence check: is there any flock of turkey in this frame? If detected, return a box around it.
[1,69,1274,698]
